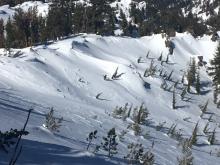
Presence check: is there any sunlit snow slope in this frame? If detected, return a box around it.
[0,33,220,165]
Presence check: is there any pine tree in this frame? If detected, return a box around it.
[187,58,196,92]
[119,9,128,35]
[5,17,15,50]
[199,100,209,116]
[181,73,185,84]
[132,123,142,136]
[158,52,163,61]
[166,54,169,63]
[172,89,177,109]
[124,143,144,164]
[213,83,218,104]
[208,43,220,103]
[167,70,173,81]
[29,7,40,46]
[196,71,201,94]
[181,87,187,100]
[86,130,98,151]
[0,19,4,48]
[101,128,118,157]
[13,8,30,47]
[189,122,199,147]
[132,104,149,124]
[44,108,63,132]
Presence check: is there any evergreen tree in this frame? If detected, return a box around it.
[0,19,4,48]
[132,104,149,124]
[44,108,63,132]
[181,73,185,84]
[158,53,163,61]
[209,43,220,103]
[29,7,40,46]
[172,89,177,109]
[181,87,187,100]
[196,71,201,94]
[166,54,169,63]
[72,4,85,34]
[5,17,16,50]
[189,122,199,147]
[213,83,218,104]
[101,128,118,157]
[199,100,209,116]
[119,9,128,35]
[86,130,98,151]
[187,58,197,92]
[89,0,115,35]
[13,8,30,47]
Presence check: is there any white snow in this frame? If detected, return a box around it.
[0,33,220,164]
[0,0,220,164]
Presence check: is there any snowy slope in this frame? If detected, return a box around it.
[0,33,220,164]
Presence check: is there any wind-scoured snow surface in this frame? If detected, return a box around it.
[0,33,220,165]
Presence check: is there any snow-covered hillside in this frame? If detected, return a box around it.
[0,32,220,164]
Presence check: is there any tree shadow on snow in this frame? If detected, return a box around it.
[0,139,123,165]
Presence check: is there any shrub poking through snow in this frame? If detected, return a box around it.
[112,103,131,120]
[125,143,154,165]
[101,128,118,157]
[141,150,155,165]
[131,123,142,136]
[44,108,63,132]
[168,124,183,141]
[86,130,98,151]
[144,60,157,77]
[113,103,149,124]
[125,143,144,164]
[118,130,127,142]
[156,121,166,131]
[111,67,125,80]
[177,138,193,165]
[132,103,149,125]
[137,57,143,63]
